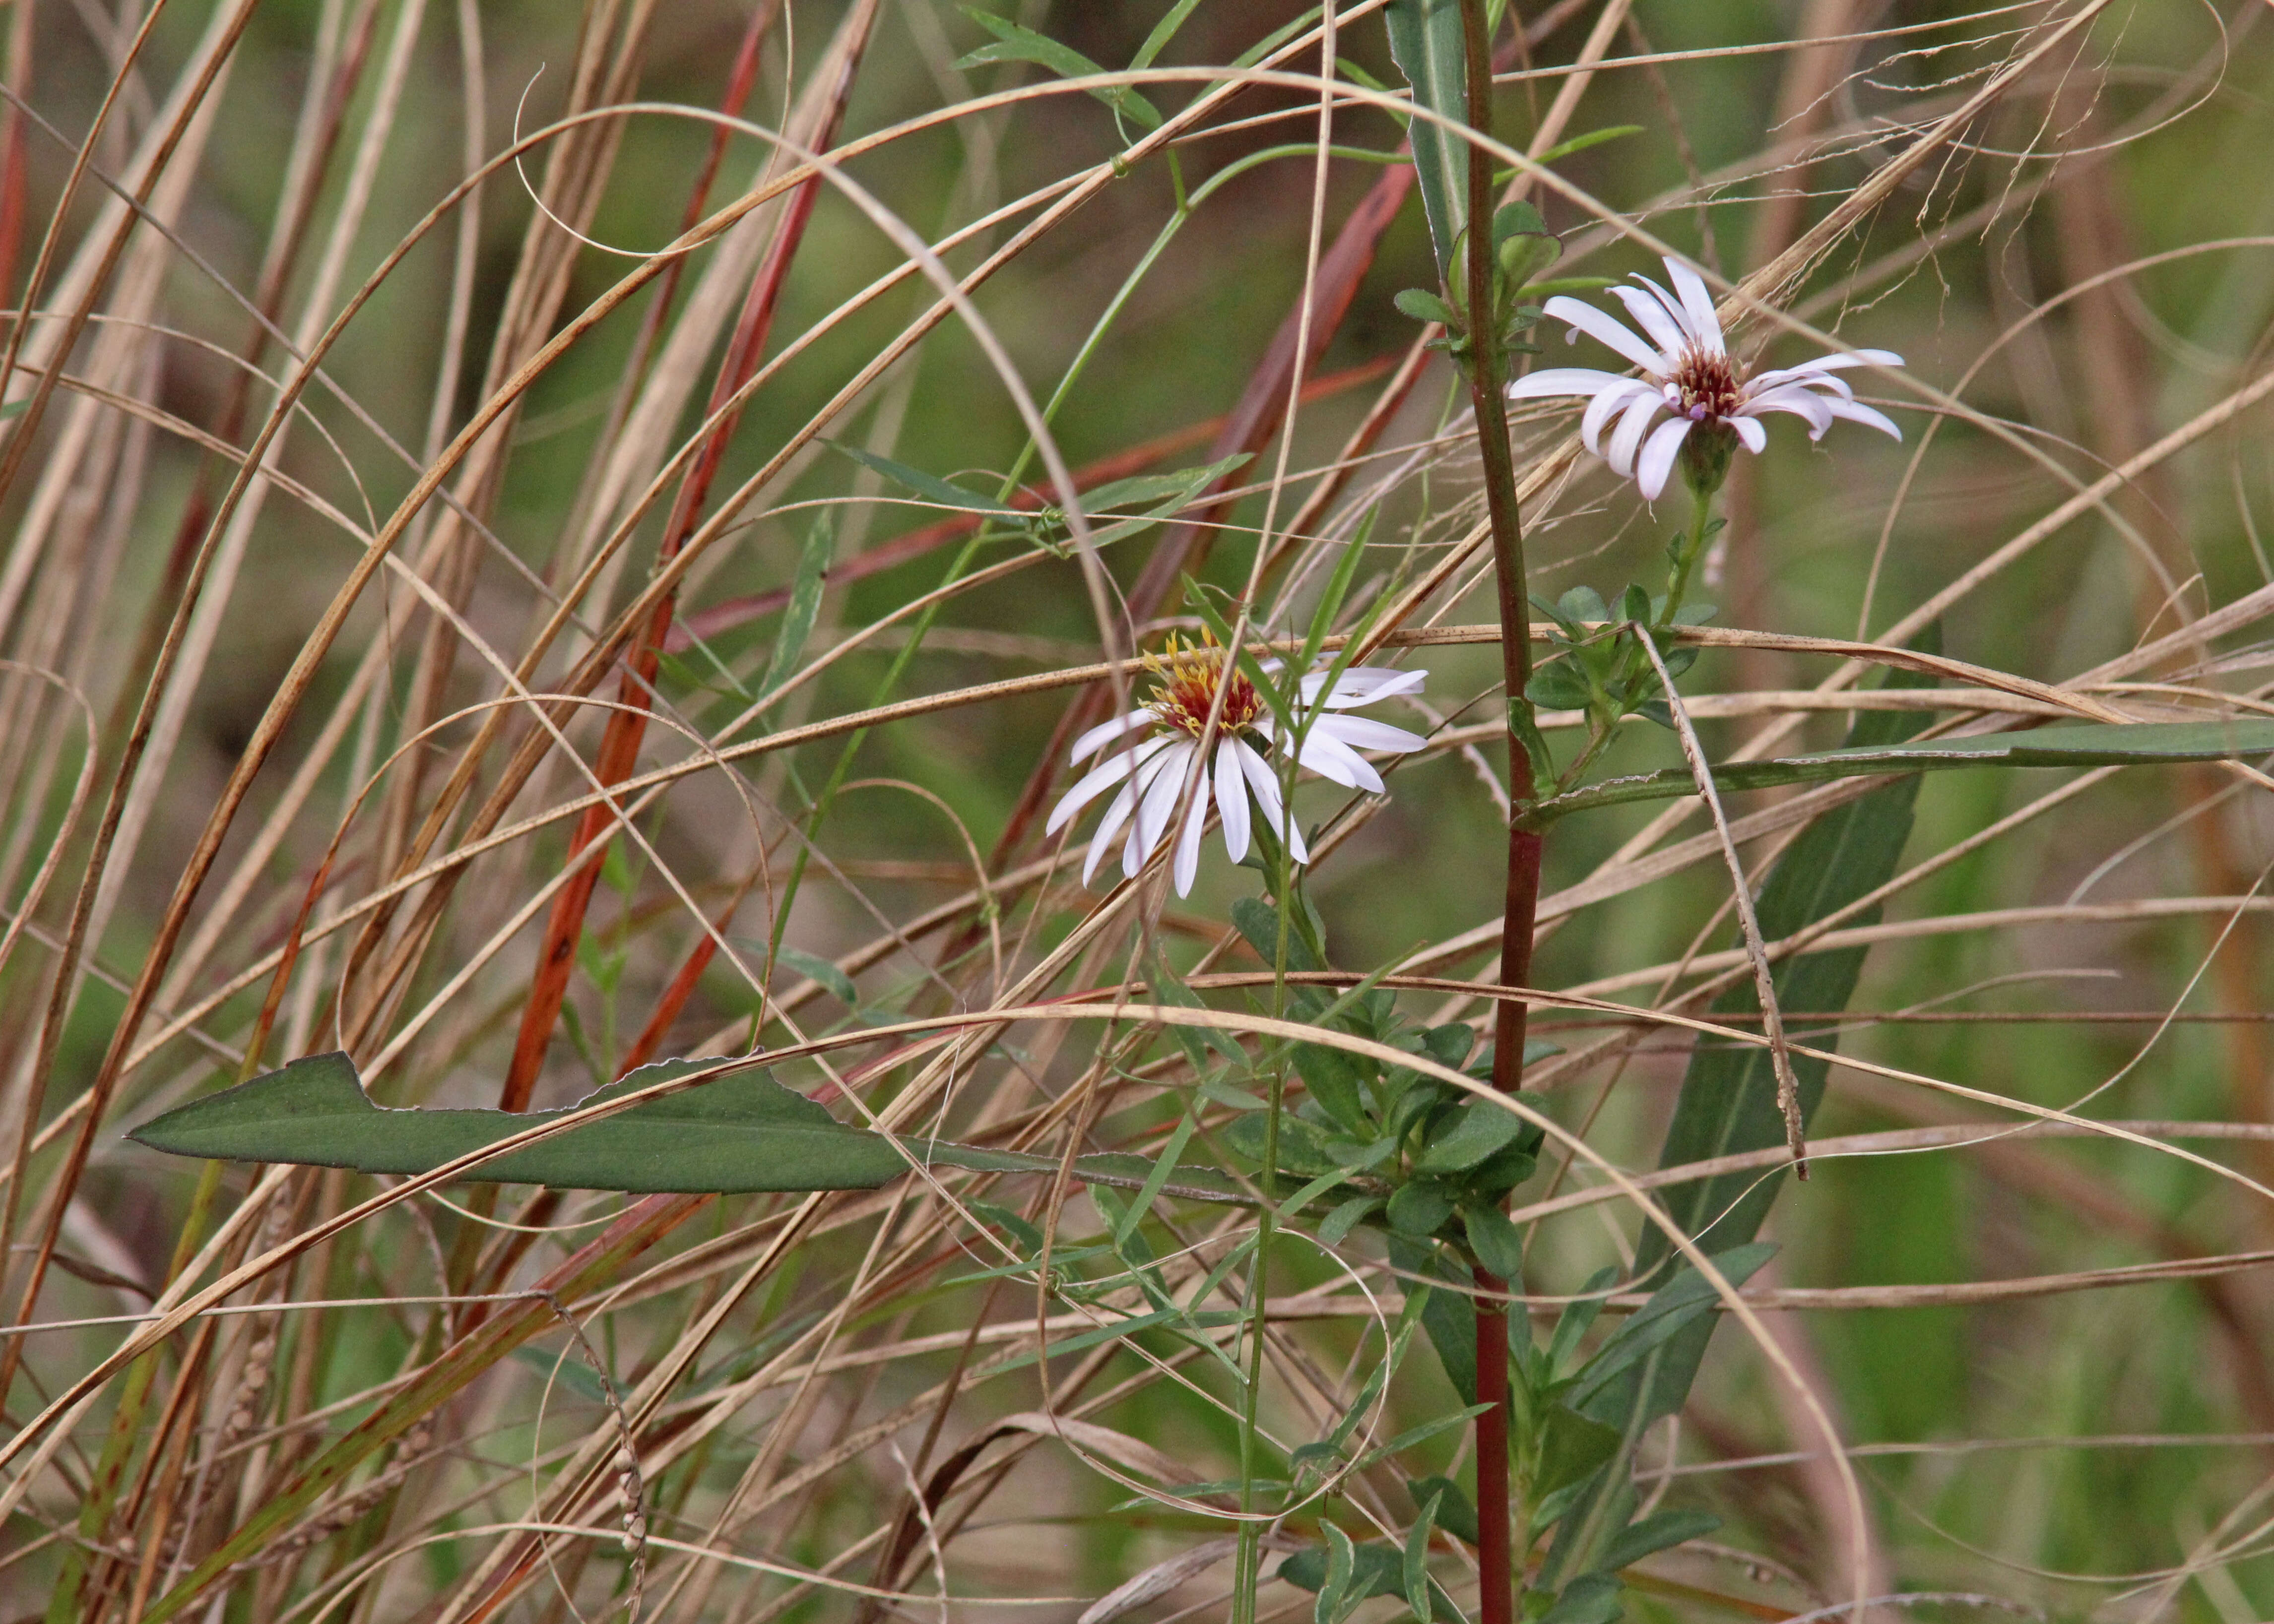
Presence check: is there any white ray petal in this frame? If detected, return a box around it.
[1310,714,1428,754]
[1628,273,1696,348]
[1610,284,1689,362]
[1606,391,1664,476]
[1731,414,1766,454]
[1581,379,1655,453]
[1543,296,1668,375]
[1236,741,1306,863]
[1760,348,1902,377]
[1171,762,1211,896]
[1748,366,1854,400]
[1295,728,1385,793]
[1048,736,1172,835]
[1069,709,1154,764]
[1215,738,1250,864]
[1128,743,1197,876]
[1635,417,1693,501]
[1506,366,1628,400]
[1742,385,1834,438]
[1300,667,1426,706]
[1824,397,1902,439]
[1085,752,1161,883]
[1663,258,1727,355]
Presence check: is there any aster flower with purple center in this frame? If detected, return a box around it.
[1508,254,1903,500]
[1044,634,1428,896]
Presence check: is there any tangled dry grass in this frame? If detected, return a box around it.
[3,1,2274,1621]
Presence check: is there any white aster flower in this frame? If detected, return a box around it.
[1508,254,1903,500]
[1045,633,1428,897]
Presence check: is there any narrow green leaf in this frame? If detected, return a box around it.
[1535,1403,1623,1498]
[1077,451,1250,513]
[1383,0,1469,281]
[128,1053,910,1194]
[1130,0,1204,69]
[1406,1475,1482,1547]
[1278,1540,1403,1605]
[1300,506,1378,675]
[1540,644,1946,1587]
[1405,1490,1441,1622]
[1117,1109,1200,1246]
[129,1053,1256,1203]
[773,946,856,1007]
[758,513,833,699]
[1317,1194,1381,1247]
[956,9,1161,128]
[1546,1266,1618,1377]
[1353,1402,1493,1470]
[1231,895,1326,975]
[1564,1242,1777,1413]
[1532,715,2274,823]
[1596,1508,1721,1573]
[824,439,1016,515]
[1536,1573,1624,1624]
[1317,1523,1357,1624]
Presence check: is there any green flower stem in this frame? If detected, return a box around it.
[1662,476,1717,625]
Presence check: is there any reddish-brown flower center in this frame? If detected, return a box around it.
[1144,634,1263,737]
[1665,346,1745,423]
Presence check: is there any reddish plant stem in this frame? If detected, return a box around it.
[1455,2,1539,1621]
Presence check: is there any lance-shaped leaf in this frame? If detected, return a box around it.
[1383,0,1469,282]
[1527,714,2274,824]
[1538,648,1941,1583]
[128,1052,1249,1202]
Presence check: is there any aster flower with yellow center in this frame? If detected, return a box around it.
[1045,633,1428,896]
[1508,254,1903,500]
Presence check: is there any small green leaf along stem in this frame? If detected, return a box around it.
[1456,2,1537,1621]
